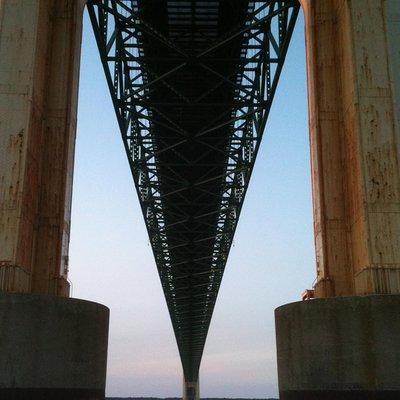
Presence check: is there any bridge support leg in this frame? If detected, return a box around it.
[276,0,400,398]
[304,0,400,297]
[183,378,200,400]
[0,0,84,295]
[0,1,109,398]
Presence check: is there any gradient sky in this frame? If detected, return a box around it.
[69,8,314,399]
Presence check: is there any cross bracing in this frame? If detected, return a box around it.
[88,0,299,383]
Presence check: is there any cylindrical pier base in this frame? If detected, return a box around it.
[0,292,109,399]
[183,379,199,400]
[275,295,400,400]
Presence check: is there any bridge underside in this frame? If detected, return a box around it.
[2,0,400,399]
[88,0,299,382]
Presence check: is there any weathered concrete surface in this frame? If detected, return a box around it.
[0,0,84,295]
[0,292,109,399]
[183,379,200,400]
[276,295,400,399]
[302,0,400,297]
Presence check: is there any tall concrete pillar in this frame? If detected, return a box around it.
[0,2,109,399]
[276,1,400,398]
[304,0,400,297]
[0,0,84,296]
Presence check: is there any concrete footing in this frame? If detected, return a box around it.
[0,293,109,399]
[275,295,400,399]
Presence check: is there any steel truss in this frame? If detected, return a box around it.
[88,0,299,382]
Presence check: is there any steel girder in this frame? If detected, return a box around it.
[88,0,299,382]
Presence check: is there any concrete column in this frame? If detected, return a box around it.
[276,295,400,399]
[0,0,84,295]
[0,292,109,400]
[276,3,400,397]
[302,0,400,297]
[183,379,200,400]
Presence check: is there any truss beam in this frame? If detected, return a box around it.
[88,0,299,382]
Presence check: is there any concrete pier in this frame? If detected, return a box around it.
[0,0,84,295]
[301,0,400,297]
[275,295,400,399]
[276,0,400,395]
[0,293,109,400]
[183,379,200,400]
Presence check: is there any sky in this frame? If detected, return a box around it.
[69,8,314,399]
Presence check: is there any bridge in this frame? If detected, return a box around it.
[87,0,299,389]
[0,1,400,400]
